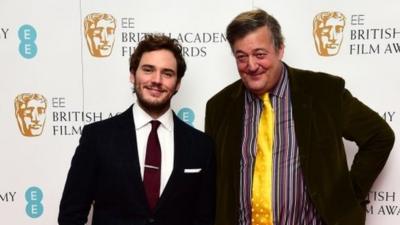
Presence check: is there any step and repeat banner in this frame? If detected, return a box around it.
[0,0,398,224]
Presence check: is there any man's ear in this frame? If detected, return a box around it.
[175,79,181,94]
[129,72,135,84]
[277,44,285,60]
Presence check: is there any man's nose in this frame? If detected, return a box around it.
[151,72,162,83]
[248,56,259,72]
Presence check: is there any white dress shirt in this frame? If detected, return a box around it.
[132,103,174,195]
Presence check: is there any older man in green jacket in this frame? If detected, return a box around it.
[205,9,394,225]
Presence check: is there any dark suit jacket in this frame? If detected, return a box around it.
[205,64,394,225]
[59,106,215,225]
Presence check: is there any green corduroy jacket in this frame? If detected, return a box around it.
[205,64,394,225]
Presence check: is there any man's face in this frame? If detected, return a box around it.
[86,19,116,57]
[315,17,344,56]
[17,99,46,136]
[130,49,180,117]
[233,26,284,96]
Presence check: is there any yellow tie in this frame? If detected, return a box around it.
[252,93,274,225]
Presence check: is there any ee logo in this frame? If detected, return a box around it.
[177,107,195,126]
[18,24,37,59]
[25,186,43,218]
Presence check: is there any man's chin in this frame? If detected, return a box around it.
[138,98,170,112]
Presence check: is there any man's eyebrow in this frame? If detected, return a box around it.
[234,50,246,55]
[140,65,176,74]
[141,64,155,68]
[253,48,268,52]
[234,48,268,54]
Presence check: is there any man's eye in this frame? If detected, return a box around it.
[255,53,266,59]
[143,68,153,73]
[236,55,248,62]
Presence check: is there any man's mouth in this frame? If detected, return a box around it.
[146,86,164,95]
[248,70,265,77]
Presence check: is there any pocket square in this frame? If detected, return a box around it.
[184,168,202,173]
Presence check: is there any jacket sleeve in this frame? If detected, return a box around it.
[342,89,395,202]
[58,125,96,225]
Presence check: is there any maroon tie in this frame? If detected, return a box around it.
[143,120,161,211]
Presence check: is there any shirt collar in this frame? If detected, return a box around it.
[270,63,289,99]
[132,103,174,132]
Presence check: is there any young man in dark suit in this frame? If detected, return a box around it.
[205,9,394,225]
[59,34,215,225]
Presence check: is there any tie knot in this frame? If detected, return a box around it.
[150,120,161,130]
[261,93,271,105]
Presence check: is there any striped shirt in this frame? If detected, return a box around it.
[239,65,325,225]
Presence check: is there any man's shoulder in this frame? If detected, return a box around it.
[207,79,243,105]
[287,65,346,93]
[82,107,131,133]
[174,115,211,139]
[174,114,207,136]
[288,65,345,86]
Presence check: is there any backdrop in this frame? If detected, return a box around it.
[1,0,398,224]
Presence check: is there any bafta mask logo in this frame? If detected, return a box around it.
[313,12,346,56]
[14,93,47,137]
[84,13,116,57]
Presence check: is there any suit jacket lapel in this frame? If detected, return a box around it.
[226,82,245,194]
[154,113,187,212]
[214,81,245,216]
[287,66,313,176]
[116,105,150,210]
